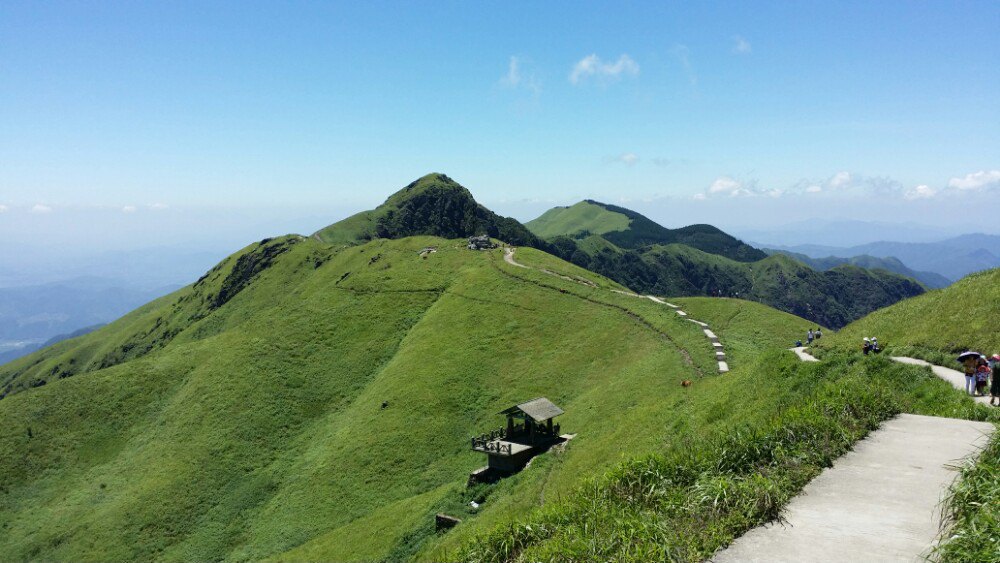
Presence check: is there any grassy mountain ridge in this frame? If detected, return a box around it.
[814,267,1000,359]
[526,200,765,261]
[313,173,547,249]
[6,231,802,560]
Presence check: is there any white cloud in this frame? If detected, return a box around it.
[947,170,1000,191]
[692,193,707,201]
[619,153,638,166]
[709,176,744,195]
[828,171,853,189]
[569,54,639,84]
[122,205,137,213]
[733,35,751,54]
[703,176,782,198]
[0,205,7,213]
[31,204,52,214]
[904,185,936,200]
[805,185,823,193]
[149,202,169,210]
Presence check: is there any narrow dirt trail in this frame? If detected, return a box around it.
[503,247,729,372]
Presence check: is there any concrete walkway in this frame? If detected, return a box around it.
[712,414,994,562]
[790,346,819,362]
[891,356,991,405]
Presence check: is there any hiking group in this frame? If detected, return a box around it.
[959,352,1000,405]
[862,337,882,355]
[795,328,823,347]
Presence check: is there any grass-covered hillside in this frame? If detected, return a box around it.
[3,230,811,561]
[313,173,546,249]
[527,200,765,261]
[670,297,822,364]
[547,239,924,329]
[437,344,999,562]
[814,268,1000,362]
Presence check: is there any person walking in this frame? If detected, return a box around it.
[806,329,814,344]
[962,355,979,396]
[815,328,822,340]
[990,354,1000,407]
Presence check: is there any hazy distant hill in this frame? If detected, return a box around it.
[0,324,104,366]
[735,219,961,247]
[765,250,951,289]
[766,234,1000,282]
[0,279,178,364]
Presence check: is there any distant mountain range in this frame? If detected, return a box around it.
[762,234,1000,282]
[0,278,178,366]
[734,219,964,247]
[762,251,951,289]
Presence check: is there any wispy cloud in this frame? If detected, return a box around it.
[149,202,169,210]
[0,204,7,213]
[500,56,541,94]
[733,35,751,54]
[947,170,1000,191]
[670,45,697,88]
[603,153,640,166]
[122,205,137,213]
[569,54,639,85]
[31,204,52,214]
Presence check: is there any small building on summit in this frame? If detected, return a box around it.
[469,398,568,483]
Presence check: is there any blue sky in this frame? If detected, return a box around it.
[1,1,998,252]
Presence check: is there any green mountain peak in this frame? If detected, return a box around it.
[313,174,547,249]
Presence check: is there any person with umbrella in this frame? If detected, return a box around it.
[957,351,981,396]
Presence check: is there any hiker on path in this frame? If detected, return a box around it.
[871,337,880,353]
[961,355,979,396]
[976,358,990,396]
[807,329,814,344]
[863,338,871,355]
[990,354,1000,407]
[815,328,822,340]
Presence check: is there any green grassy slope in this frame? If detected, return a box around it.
[814,268,1000,361]
[441,349,999,562]
[671,297,822,364]
[0,234,750,561]
[526,200,765,261]
[525,201,631,239]
[313,173,547,249]
[567,243,925,329]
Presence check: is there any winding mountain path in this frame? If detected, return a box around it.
[712,414,994,563]
[714,347,996,561]
[892,356,991,405]
[503,247,730,373]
